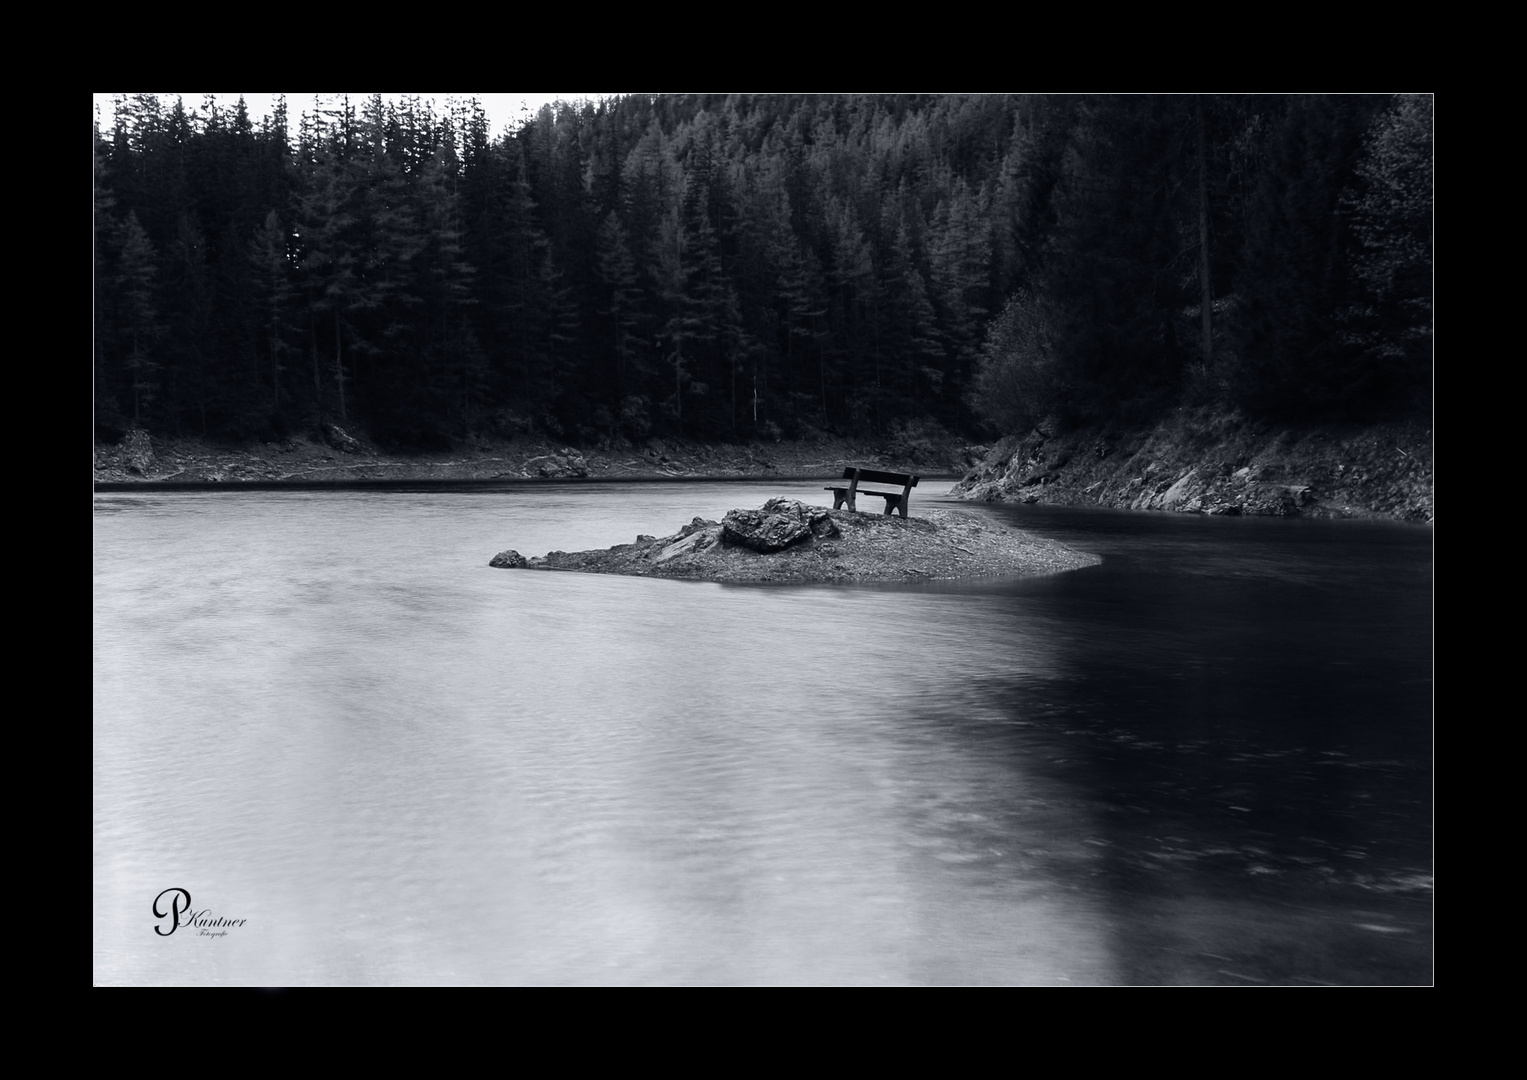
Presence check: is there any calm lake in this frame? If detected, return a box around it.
[93,479,1433,985]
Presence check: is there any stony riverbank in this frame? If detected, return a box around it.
[93,426,985,485]
[490,497,1100,584]
[954,409,1433,522]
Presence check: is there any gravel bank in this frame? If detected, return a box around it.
[491,499,1100,584]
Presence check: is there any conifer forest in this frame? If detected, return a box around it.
[92,93,1433,450]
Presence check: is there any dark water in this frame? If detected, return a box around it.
[93,482,1432,985]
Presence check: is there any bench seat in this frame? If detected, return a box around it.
[824,467,919,517]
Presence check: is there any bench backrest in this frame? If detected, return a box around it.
[840,466,918,487]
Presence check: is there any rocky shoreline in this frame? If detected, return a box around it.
[94,412,1432,526]
[490,498,1100,584]
[953,409,1433,523]
[93,427,983,486]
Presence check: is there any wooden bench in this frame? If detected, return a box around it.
[825,467,919,518]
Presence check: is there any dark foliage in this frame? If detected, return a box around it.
[93,93,1432,446]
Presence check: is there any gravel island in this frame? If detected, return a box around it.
[490,498,1100,584]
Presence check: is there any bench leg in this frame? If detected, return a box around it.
[829,488,861,512]
[883,496,899,516]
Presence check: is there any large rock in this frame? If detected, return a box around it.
[1242,482,1314,517]
[489,549,529,568]
[324,424,362,454]
[523,449,589,478]
[122,430,155,475]
[653,525,722,564]
[1156,468,1200,510]
[721,498,839,553]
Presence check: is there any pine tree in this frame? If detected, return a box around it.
[1230,95,1387,417]
[94,123,125,433]
[418,138,484,429]
[968,288,1061,435]
[879,212,944,410]
[249,208,295,411]
[1338,94,1433,412]
[117,212,161,426]
[499,143,561,420]
[826,195,879,429]
[653,202,697,432]
[928,179,993,426]
[1042,95,1194,420]
[292,103,380,424]
[772,231,826,423]
[164,212,216,433]
[596,210,647,394]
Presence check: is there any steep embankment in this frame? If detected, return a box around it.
[490,498,1099,584]
[954,410,1433,522]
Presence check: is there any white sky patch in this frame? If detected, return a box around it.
[92,93,615,141]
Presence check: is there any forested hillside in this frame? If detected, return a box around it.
[92,93,1432,451]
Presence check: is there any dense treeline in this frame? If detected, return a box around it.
[93,93,1431,449]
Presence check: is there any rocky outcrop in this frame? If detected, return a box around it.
[720,498,840,552]
[955,410,1432,522]
[490,499,1100,584]
[522,449,589,478]
[122,430,155,475]
[324,424,362,454]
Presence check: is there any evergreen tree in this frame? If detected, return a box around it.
[1338,94,1433,412]
[117,212,161,426]
[163,212,217,433]
[1230,95,1388,417]
[880,212,945,409]
[928,178,994,426]
[94,124,126,433]
[595,210,647,395]
[969,288,1061,435]
[775,230,828,423]
[249,208,295,412]
[1042,95,1194,420]
[418,138,484,430]
[292,108,379,424]
[653,202,698,432]
[826,195,880,429]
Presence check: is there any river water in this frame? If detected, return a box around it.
[93,480,1433,985]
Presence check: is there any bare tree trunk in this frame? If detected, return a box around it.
[673,337,683,434]
[334,309,347,423]
[132,333,141,426]
[1196,97,1213,369]
[820,345,828,424]
[309,291,322,400]
[271,305,282,410]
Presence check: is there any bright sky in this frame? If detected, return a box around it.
[92,93,611,140]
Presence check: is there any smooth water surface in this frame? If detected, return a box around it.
[93,481,1432,985]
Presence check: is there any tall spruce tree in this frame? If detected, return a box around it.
[1338,94,1433,413]
[1230,95,1388,417]
[117,212,161,427]
[249,208,294,412]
